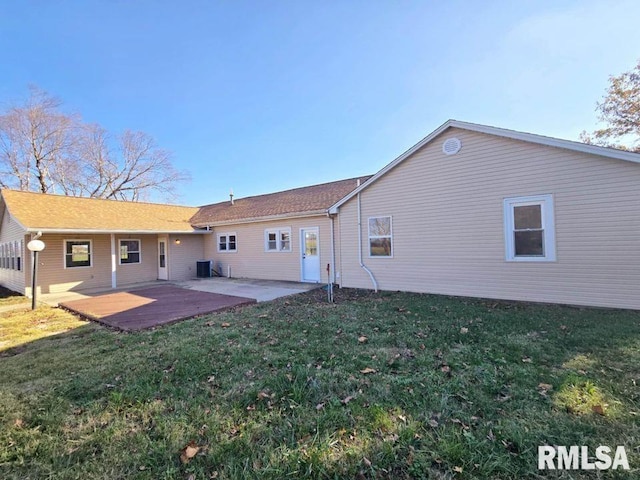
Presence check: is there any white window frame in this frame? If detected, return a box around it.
[217,233,237,253]
[264,228,292,252]
[368,216,394,258]
[64,239,93,269]
[504,194,556,262]
[119,239,142,265]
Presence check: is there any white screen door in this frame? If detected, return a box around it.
[158,237,168,280]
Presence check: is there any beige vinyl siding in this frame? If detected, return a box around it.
[0,210,27,294]
[338,128,640,310]
[168,234,206,280]
[114,235,158,286]
[26,233,162,295]
[203,216,333,282]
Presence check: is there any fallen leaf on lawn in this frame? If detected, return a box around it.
[440,364,451,374]
[360,367,377,374]
[363,457,372,467]
[341,395,354,405]
[246,404,256,411]
[487,429,495,441]
[13,419,24,428]
[316,403,325,411]
[180,442,200,464]
[258,314,268,318]
[221,322,231,328]
[592,404,606,416]
[428,418,439,428]
[460,327,469,334]
[522,357,532,363]
[560,325,567,331]
[207,375,216,383]
[187,475,195,480]
[538,383,553,395]
[257,391,273,400]
[358,336,368,343]
[453,466,463,473]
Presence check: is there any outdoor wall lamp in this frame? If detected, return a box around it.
[175,239,181,245]
[27,234,45,310]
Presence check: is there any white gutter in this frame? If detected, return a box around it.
[194,210,328,228]
[357,192,378,292]
[24,229,211,234]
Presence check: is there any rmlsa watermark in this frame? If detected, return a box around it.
[538,445,630,471]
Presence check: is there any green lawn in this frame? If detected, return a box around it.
[0,288,638,479]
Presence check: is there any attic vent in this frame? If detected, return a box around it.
[442,137,462,155]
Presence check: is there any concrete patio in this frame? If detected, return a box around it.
[177,277,320,302]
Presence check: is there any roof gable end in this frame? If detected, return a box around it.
[329,119,640,213]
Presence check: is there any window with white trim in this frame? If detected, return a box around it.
[65,240,92,268]
[504,195,556,262]
[368,216,393,257]
[16,240,22,271]
[119,239,141,264]
[265,228,291,252]
[218,233,237,252]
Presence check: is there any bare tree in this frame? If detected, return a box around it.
[0,87,190,201]
[0,87,78,192]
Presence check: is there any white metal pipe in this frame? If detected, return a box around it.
[357,193,378,292]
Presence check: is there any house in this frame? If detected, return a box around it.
[2,119,640,309]
[330,120,640,310]
[0,177,369,296]
[0,191,206,296]
[191,177,371,283]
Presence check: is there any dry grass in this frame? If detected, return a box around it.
[0,306,88,353]
[0,286,29,307]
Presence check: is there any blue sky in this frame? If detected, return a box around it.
[1,1,639,205]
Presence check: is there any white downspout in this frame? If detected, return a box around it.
[329,214,336,284]
[357,192,378,292]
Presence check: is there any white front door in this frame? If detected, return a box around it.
[300,227,320,282]
[158,237,168,280]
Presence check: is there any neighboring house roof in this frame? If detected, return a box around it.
[191,176,372,226]
[329,119,640,213]
[0,189,203,233]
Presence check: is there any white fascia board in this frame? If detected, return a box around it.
[26,228,212,234]
[329,119,454,213]
[450,120,640,164]
[194,210,327,228]
[329,119,640,214]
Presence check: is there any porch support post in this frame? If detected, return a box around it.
[110,234,117,289]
